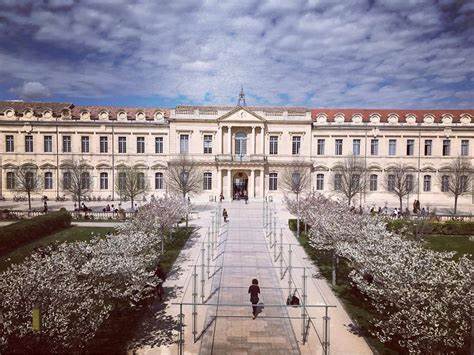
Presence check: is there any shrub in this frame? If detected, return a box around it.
[288,219,309,232]
[386,219,474,236]
[0,209,72,255]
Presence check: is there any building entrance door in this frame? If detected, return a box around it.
[233,172,248,200]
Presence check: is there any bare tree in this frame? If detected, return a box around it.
[116,166,149,209]
[14,164,41,211]
[384,163,417,211]
[281,163,311,238]
[333,155,367,206]
[62,160,93,209]
[166,155,202,226]
[438,157,473,214]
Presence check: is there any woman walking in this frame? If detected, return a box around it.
[223,208,228,223]
[248,278,261,319]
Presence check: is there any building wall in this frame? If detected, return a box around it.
[0,102,472,211]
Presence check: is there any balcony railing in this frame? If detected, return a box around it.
[215,154,266,163]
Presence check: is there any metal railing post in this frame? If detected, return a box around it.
[288,244,292,299]
[323,306,330,355]
[302,267,307,344]
[273,211,277,259]
[192,265,197,342]
[179,303,184,355]
[201,243,205,303]
[280,228,284,278]
[207,232,211,278]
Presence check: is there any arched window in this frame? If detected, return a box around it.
[369,174,378,191]
[63,172,71,190]
[137,172,145,189]
[423,175,431,192]
[155,172,163,189]
[203,172,212,190]
[6,172,15,189]
[334,173,342,191]
[44,172,53,189]
[316,173,324,190]
[235,132,247,156]
[81,172,90,189]
[100,172,108,190]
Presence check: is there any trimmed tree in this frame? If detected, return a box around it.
[115,166,149,209]
[439,156,473,214]
[333,155,367,206]
[384,163,416,211]
[13,164,41,211]
[61,160,93,209]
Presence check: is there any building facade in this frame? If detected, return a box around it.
[0,100,473,211]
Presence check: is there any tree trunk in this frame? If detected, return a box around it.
[454,195,458,215]
[331,252,337,286]
[348,196,352,206]
[131,196,134,210]
[28,191,31,211]
[399,196,403,212]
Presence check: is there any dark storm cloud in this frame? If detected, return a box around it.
[0,0,472,107]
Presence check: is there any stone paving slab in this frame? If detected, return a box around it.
[199,204,300,355]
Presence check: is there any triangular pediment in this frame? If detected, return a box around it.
[217,106,266,123]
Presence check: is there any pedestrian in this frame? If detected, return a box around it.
[219,192,224,202]
[43,200,48,213]
[223,208,228,222]
[244,193,248,204]
[248,278,261,319]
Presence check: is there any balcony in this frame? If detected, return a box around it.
[215,154,266,164]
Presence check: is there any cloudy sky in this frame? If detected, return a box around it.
[0,0,473,108]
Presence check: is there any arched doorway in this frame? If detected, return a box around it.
[233,171,248,200]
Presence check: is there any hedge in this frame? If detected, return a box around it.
[0,209,72,255]
[288,219,309,233]
[386,219,474,236]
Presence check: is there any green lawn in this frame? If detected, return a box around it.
[423,234,474,259]
[0,226,115,271]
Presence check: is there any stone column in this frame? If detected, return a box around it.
[227,126,232,155]
[251,126,255,155]
[217,125,222,155]
[217,169,222,195]
[260,127,265,155]
[227,169,232,199]
[250,169,255,198]
[260,169,265,198]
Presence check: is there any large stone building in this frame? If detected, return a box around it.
[0,99,473,211]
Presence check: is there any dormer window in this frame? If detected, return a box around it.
[136,111,145,120]
[154,111,164,121]
[405,114,416,124]
[61,109,71,119]
[334,113,345,123]
[24,109,34,119]
[117,111,127,120]
[43,110,52,119]
[388,114,399,124]
[369,114,380,124]
[99,110,109,120]
[80,111,90,120]
[441,114,453,124]
[460,113,472,125]
[316,114,327,123]
[352,114,362,124]
[4,109,15,118]
[423,114,434,124]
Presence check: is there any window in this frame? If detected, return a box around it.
[460,175,468,193]
[423,175,431,192]
[370,139,378,156]
[81,136,89,153]
[235,132,247,156]
[387,174,395,191]
[388,139,396,156]
[369,174,378,191]
[43,136,52,153]
[269,172,278,191]
[317,139,325,155]
[316,173,324,190]
[292,136,301,155]
[442,139,450,156]
[6,135,14,152]
[62,136,71,153]
[118,136,127,153]
[269,136,278,155]
[6,172,15,189]
[100,172,108,189]
[424,140,432,156]
[137,137,145,154]
[137,172,145,189]
[63,172,71,190]
[80,172,90,189]
[334,173,342,190]
[155,172,163,189]
[100,136,108,153]
[203,172,212,190]
[118,172,126,190]
[180,134,189,154]
[353,139,361,156]
[441,175,449,192]
[25,135,33,153]
[461,140,469,156]
[44,172,53,189]
[406,174,414,192]
[203,135,213,154]
[155,137,164,154]
[335,139,343,155]
[406,139,414,156]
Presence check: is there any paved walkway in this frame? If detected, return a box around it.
[199,204,299,354]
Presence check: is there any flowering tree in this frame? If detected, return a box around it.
[0,197,187,353]
[288,193,473,353]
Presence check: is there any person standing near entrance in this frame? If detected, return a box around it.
[223,208,228,222]
[248,278,260,319]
